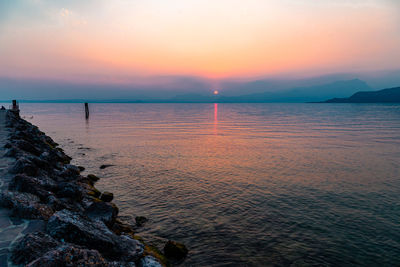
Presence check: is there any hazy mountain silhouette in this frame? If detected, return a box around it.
[324,87,400,103]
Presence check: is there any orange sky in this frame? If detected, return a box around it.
[0,0,399,83]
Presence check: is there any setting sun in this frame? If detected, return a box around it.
[214,90,219,95]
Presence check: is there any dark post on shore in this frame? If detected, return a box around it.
[85,102,89,119]
[11,100,20,116]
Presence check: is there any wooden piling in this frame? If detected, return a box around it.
[84,102,89,119]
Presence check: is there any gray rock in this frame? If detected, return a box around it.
[85,201,119,227]
[139,256,162,267]
[47,209,144,261]
[26,245,107,267]
[9,174,56,201]
[56,182,83,200]
[11,232,60,265]
[0,191,54,220]
[164,240,188,260]
[9,157,38,176]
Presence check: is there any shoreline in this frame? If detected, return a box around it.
[0,110,187,266]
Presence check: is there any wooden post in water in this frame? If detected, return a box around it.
[84,102,89,119]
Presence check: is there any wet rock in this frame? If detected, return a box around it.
[26,245,108,267]
[108,262,137,267]
[111,219,136,236]
[56,182,83,200]
[14,140,41,156]
[101,192,114,202]
[4,147,19,157]
[164,240,188,260]
[100,164,115,169]
[4,142,12,149]
[88,174,100,182]
[135,216,148,227]
[9,174,56,201]
[9,157,38,176]
[47,209,144,261]
[85,201,119,227]
[11,232,60,265]
[65,164,81,175]
[0,191,54,220]
[78,166,86,172]
[139,256,162,267]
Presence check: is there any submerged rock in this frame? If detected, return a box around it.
[164,240,188,260]
[87,174,100,182]
[101,192,114,202]
[100,164,115,169]
[135,216,148,227]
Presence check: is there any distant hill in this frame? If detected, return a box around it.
[323,87,400,103]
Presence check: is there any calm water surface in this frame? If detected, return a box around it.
[16,103,400,266]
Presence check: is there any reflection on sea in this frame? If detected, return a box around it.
[21,103,400,266]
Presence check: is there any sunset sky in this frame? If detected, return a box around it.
[0,0,400,87]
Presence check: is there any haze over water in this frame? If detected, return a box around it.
[16,103,400,266]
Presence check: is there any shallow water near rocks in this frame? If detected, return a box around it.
[14,103,400,266]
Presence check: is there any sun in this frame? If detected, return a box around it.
[213,90,219,95]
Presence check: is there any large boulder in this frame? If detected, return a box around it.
[56,182,84,200]
[47,209,144,261]
[9,157,38,176]
[9,174,56,201]
[26,245,108,267]
[11,231,60,265]
[0,190,54,220]
[14,140,41,156]
[85,201,119,227]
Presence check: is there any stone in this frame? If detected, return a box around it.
[78,166,85,172]
[87,174,100,182]
[65,164,81,175]
[100,164,115,169]
[85,201,119,227]
[26,245,107,267]
[9,174,55,201]
[14,140,41,156]
[11,232,60,265]
[9,158,38,176]
[46,209,144,261]
[164,240,188,260]
[108,261,136,267]
[0,191,54,220]
[139,256,162,267]
[100,192,114,202]
[135,216,148,227]
[56,182,83,200]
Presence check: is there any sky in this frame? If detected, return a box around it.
[0,0,400,97]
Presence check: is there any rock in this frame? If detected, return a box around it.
[100,164,115,169]
[9,157,38,176]
[108,262,137,267]
[111,219,136,236]
[15,140,41,156]
[0,190,54,220]
[56,182,83,200]
[11,232,60,265]
[9,174,56,201]
[26,245,108,267]
[65,164,81,175]
[88,174,100,182]
[135,216,148,227]
[164,240,188,260]
[47,209,144,261]
[100,192,114,202]
[139,256,162,267]
[4,147,19,157]
[85,201,119,227]
[78,166,86,172]
[4,142,12,148]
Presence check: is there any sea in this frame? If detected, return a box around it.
[11,103,400,266]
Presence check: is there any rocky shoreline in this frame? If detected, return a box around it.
[0,110,188,266]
